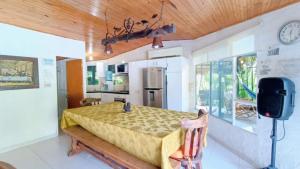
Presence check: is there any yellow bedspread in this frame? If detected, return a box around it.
[61,102,203,169]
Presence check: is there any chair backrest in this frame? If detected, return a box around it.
[181,109,208,159]
[0,161,16,169]
[80,98,101,107]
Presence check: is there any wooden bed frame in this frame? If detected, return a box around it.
[63,126,160,169]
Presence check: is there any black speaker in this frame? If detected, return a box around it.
[257,77,295,120]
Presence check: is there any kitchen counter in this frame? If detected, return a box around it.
[86,90,129,94]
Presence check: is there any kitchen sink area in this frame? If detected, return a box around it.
[86,63,130,103]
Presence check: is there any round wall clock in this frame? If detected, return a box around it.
[278,20,300,45]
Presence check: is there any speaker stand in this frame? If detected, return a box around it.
[262,119,278,169]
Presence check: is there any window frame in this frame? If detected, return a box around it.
[194,62,211,111]
[195,56,234,124]
[194,53,258,131]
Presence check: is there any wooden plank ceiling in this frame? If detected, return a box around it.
[0,0,299,60]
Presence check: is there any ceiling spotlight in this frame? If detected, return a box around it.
[152,36,163,49]
[104,44,113,54]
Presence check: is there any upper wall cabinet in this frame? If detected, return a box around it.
[166,57,182,73]
[147,58,167,68]
[96,62,105,77]
[146,56,182,72]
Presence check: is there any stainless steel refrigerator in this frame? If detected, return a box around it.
[143,67,167,109]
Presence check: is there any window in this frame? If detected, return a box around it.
[235,55,257,132]
[193,30,257,132]
[195,55,257,131]
[195,63,210,110]
[87,66,99,85]
[195,59,233,123]
[211,59,233,122]
[237,56,256,101]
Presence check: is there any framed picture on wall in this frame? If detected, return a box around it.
[0,55,39,90]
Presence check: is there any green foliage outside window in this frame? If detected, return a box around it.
[237,56,256,101]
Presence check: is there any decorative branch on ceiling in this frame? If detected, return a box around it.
[102,0,177,54]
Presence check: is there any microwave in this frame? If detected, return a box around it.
[116,63,128,74]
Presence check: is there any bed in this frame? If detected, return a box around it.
[61,102,206,169]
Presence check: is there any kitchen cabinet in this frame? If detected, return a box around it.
[146,57,182,72]
[86,92,130,103]
[101,93,114,103]
[166,72,182,111]
[96,62,105,77]
[167,57,189,111]
[166,57,182,73]
[147,58,167,68]
[86,93,102,98]
[101,93,129,103]
[129,60,148,105]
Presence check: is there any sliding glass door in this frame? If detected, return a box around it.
[195,63,210,110]
[196,58,233,123]
[211,59,233,122]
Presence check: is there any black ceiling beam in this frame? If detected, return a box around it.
[101,24,176,45]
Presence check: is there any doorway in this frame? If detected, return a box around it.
[56,57,84,120]
[66,59,84,108]
[57,58,68,120]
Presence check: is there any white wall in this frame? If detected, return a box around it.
[191,3,300,169]
[256,3,300,168]
[0,23,86,152]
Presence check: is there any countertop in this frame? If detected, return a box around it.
[86,90,129,94]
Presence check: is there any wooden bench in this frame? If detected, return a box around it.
[63,126,159,169]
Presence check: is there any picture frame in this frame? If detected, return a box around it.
[0,55,39,90]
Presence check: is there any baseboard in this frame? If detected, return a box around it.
[207,134,259,168]
[0,132,58,154]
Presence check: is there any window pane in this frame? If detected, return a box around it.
[237,56,256,101]
[87,66,99,85]
[211,61,220,117]
[195,63,210,110]
[211,59,233,123]
[235,55,257,133]
[221,60,233,122]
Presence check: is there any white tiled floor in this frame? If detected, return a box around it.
[0,135,254,169]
